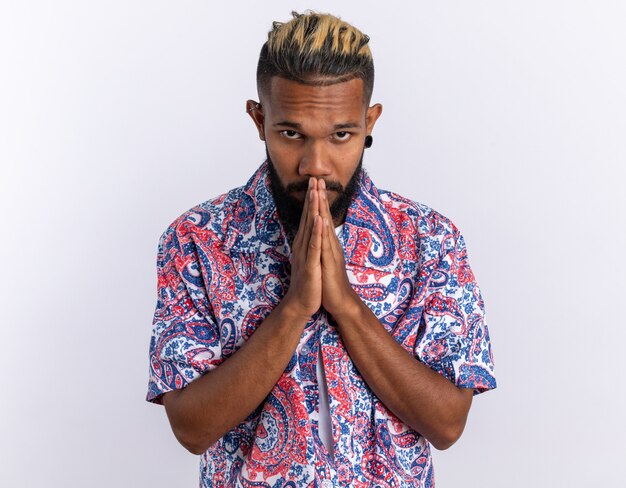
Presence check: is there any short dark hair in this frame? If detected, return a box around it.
[256,11,375,104]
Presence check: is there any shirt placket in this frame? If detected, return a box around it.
[312,312,341,487]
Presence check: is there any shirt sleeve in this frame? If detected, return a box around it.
[415,229,496,395]
[146,226,222,405]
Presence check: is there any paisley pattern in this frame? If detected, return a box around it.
[146,161,496,487]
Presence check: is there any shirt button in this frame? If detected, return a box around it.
[321,481,333,488]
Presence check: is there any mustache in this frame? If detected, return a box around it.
[285,179,344,194]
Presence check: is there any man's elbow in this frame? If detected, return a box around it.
[430,430,460,451]
[429,417,468,451]
[163,390,218,455]
[171,424,218,455]
[179,436,210,456]
[430,387,473,450]
[178,436,205,455]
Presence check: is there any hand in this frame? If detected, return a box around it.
[317,179,360,318]
[281,177,324,320]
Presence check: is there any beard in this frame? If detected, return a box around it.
[266,146,364,240]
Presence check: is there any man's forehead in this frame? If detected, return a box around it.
[263,76,367,118]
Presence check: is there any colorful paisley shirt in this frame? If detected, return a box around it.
[146,161,496,487]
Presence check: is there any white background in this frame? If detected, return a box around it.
[1,1,625,486]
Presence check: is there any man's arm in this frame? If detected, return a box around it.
[163,301,310,454]
[162,179,325,454]
[317,179,473,451]
[330,299,473,450]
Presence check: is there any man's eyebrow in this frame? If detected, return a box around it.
[273,121,302,129]
[272,121,362,130]
[333,122,361,130]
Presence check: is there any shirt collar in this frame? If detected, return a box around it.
[224,161,398,273]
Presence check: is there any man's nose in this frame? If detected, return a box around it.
[298,140,332,177]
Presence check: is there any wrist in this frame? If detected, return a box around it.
[277,294,316,325]
[327,289,364,324]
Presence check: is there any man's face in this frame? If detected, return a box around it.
[247,76,382,235]
[266,146,363,237]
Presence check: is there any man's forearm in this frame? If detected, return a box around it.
[332,293,473,450]
[162,301,310,455]
[162,178,325,455]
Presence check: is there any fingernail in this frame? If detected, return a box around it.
[309,178,314,189]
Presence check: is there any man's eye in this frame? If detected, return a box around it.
[334,131,351,141]
[281,130,301,139]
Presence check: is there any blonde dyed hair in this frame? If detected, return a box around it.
[268,11,372,61]
[257,11,374,102]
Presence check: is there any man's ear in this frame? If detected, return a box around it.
[246,100,265,141]
[365,103,383,135]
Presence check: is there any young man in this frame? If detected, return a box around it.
[146,11,496,487]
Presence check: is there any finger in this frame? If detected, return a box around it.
[318,181,342,260]
[301,183,319,252]
[297,177,314,236]
[310,178,320,214]
[321,216,334,267]
[317,179,331,225]
[294,177,315,248]
[306,214,323,267]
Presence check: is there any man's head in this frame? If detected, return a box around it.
[256,11,375,105]
[247,11,383,235]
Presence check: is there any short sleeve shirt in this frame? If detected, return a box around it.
[146,161,496,487]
